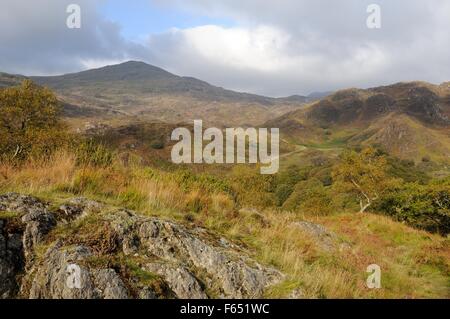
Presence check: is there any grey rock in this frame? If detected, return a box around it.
[292,221,350,252]
[58,198,104,223]
[0,193,47,214]
[22,210,56,258]
[139,287,157,299]
[29,245,129,299]
[145,263,207,299]
[136,217,283,298]
[0,220,25,298]
[1,194,285,300]
[106,210,283,298]
[92,269,130,299]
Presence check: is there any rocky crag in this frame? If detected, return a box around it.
[0,193,284,299]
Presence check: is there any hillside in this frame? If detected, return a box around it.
[24,61,308,126]
[268,82,450,163]
[1,156,448,299]
[0,72,25,88]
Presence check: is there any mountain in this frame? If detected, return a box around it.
[24,61,308,126]
[32,61,277,104]
[268,81,450,162]
[306,82,449,125]
[3,62,450,162]
[0,72,25,88]
[307,91,333,100]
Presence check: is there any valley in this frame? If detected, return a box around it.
[0,62,449,299]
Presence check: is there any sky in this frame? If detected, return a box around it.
[0,0,449,96]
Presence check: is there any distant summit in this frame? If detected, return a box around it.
[30,61,305,106]
[0,61,308,126]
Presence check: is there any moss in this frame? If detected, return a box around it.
[0,210,19,219]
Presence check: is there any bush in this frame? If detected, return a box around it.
[230,166,276,208]
[0,80,68,163]
[282,178,334,215]
[375,180,450,235]
[173,169,232,195]
[275,184,293,207]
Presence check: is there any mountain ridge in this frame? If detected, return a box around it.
[267,81,450,162]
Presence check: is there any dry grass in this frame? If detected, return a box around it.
[0,154,448,299]
[0,151,76,194]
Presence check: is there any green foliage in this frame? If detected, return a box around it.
[230,166,276,208]
[387,157,430,184]
[376,179,450,235]
[332,147,400,213]
[173,169,232,194]
[75,139,114,167]
[275,184,293,207]
[282,178,334,215]
[274,165,308,206]
[0,80,68,163]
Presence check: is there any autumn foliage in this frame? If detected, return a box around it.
[0,80,68,163]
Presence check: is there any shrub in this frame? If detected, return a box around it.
[230,166,276,208]
[0,80,68,163]
[375,180,450,235]
[275,184,293,207]
[283,178,334,215]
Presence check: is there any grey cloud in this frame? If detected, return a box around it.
[149,0,450,95]
[0,0,148,75]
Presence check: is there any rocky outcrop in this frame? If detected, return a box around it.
[406,87,449,124]
[0,219,24,298]
[106,209,283,298]
[22,210,56,259]
[57,197,104,224]
[292,221,350,252]
[0,193,284,299]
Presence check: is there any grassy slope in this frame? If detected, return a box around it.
[1,152,448,299]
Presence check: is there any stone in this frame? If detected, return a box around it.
[292,221,350,252]
[21,210,56,258]
[145,263,207,299]
[29,245,129,299]
[0,193,47,214]
[0,220,25,298]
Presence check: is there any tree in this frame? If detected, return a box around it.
[332,147,399,213]
[0,80,66,162]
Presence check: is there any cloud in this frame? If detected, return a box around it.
[147,0,450,95]
[1,0,449,96]
[0,0,147,75]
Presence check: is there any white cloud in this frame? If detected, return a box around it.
[168,25,295,72]
[145,24,392,95]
